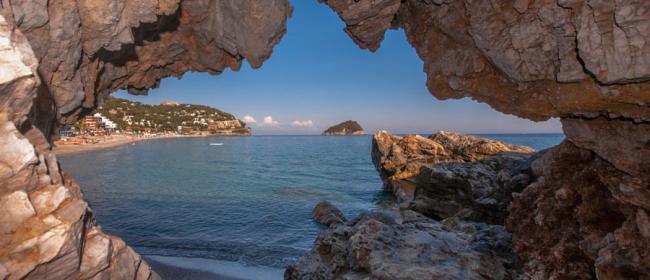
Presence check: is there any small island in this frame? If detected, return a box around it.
[322,120,366,136]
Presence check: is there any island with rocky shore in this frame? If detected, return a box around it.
[322,120,366,136]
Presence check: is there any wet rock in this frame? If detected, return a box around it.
[312,201,346,226]
[286,209,521,279]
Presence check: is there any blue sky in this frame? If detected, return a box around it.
[114,0,561,135]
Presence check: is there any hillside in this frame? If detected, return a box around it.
[322,120,366,136]
[96,96,247,133]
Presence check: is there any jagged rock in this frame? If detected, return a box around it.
[372,130,534,223]
[286,208,521,279]
[322,120,366,136]
[312,201,346,226]
[507,129,650,279]
[411,152,536,224]
[322,1,650,277]
[372,130,533,184]
[318,0,401,52]
[325,0,650,122]
[0,14,163,280]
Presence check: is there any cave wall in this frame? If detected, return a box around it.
[0,1,290,279]
[321,0,650,278]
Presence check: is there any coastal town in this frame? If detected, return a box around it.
[54,97,251,154]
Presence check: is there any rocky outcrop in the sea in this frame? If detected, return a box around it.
[372,130,535,224]
[286,204,521,279]
[0,1,290,279]
[322,1,650,277]
[322,120,366,136]
[313,201,347,226]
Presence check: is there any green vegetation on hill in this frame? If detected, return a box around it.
[323,120,365,135]
[96,96,244,132]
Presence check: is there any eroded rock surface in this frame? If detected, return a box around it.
[286,207,520,280]
[323,1,650,278]
[372,130,535,224]
[324,0,650,122]
[0,1,290,278]
[507,126,650,279]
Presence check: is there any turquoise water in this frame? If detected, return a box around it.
[59,134,563,270]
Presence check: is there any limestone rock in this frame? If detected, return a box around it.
[0,13,162,280]
[325,0,650,122]
[372,130,533,184]
[371,130,535,223]
[312,201,346,226]
[412,152,535,224]
[286,209,521,279]
[507,139,650,279]
[318,0,400,52]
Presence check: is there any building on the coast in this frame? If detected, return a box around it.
[93,113,117,130]
[160,101,179,106]
[82,116,100,131]
[208,120,242,130]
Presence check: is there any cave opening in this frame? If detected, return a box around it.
[2,0,649,279]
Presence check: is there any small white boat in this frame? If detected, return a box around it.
[209,143,224,146]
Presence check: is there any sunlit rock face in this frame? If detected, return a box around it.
[323,0,650,278]
[0,1,290,279]
[0,0,291,127]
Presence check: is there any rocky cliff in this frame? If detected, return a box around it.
[1,0,650,279]
[0,1,290,279]
[322,120,365,136]
[316,1,650,278]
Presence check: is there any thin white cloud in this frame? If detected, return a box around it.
[291,120,314,128]
[242,115,257,123]
[262,116,279,126]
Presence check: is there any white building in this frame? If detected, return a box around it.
[94,113,118,129]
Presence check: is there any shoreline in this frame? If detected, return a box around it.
[53,134,218,156]
[143,255,284,280]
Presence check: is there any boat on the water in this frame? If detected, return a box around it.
[210,143,224,146]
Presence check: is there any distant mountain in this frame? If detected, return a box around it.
[322,120,366,136]
[96,96,250,134]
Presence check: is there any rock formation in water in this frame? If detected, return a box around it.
[322,120,366,136]
[286,204,520,279]
[371,130,535,224]
[0,1,290,279]
[320,1,650,278]
[288,132,536,278]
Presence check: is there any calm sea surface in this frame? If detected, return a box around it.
[59,134,563,270]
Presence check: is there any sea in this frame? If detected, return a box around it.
[58,134,564,279]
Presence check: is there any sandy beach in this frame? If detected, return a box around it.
[53,134,204,156]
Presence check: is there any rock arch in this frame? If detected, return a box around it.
[0,0,648,279]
